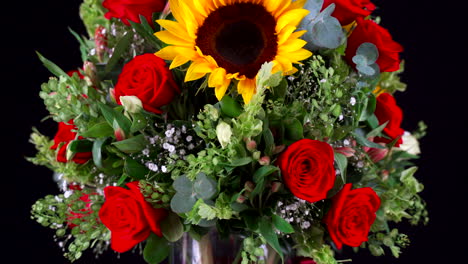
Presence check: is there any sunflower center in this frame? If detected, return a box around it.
[196,3,278,79]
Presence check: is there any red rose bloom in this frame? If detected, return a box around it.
[322,0,376,25]
[323,184,380,249]
[277,139,336,203]
[374,93,404,147]
[345,18,404,72]
[99,181,167,253]
[103,0,166,26]
[114,54,180,114]
[51,120,92,164]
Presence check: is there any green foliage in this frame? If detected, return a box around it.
[39,72,106,131]
[143,234,170,264]
[79,0,108,37]
[31,189,108,262]
[378,62,407,93]
[27,130,96,183]
[241,236,267,264]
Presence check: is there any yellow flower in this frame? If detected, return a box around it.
[155,0,312,103]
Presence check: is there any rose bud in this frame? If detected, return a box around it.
[94,25,107,63]
[259,156,271,166]
[109,88,117,104]
[245,181,255,192]
[271,182,282,193]
[83,61,98,87]
[120,95,143,114]
[114,127,126,141]
[334,147,356,157]
[272,145,286,155]
[366,143,388,163]
[381,170,389,181]
[236,195,246,204]
[246,139,257,152]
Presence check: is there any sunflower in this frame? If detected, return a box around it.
[154,0,312,103]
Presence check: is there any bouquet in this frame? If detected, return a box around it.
[29,0,428,263]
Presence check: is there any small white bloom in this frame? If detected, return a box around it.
[120,96,143,113]
[216,121,232,148]
[397,132,421,155]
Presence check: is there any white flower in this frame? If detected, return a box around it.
[398,132,421,155]
[216,121,232,148]
[120,95,143,113]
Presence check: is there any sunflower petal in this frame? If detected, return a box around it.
[170,55,190,69]
[276,9,310,32]
[238,78,256,104]
[185,62,210,82]
[209,68,231,100]
[278,25,296,45]
[156,20,192,41]
[154,30,193,47]
[278,38,307,53]
[287,48,313,63]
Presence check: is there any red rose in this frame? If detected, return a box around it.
[322,0,376,25]
[99,181,167,253]
[345,18,404,72]
[51,120,92,164]
[277,139,336,203]
[114,54,180,114]
[374,93,404,147]
[103,0,166,26]
[323,183,380,249]
[287,257,317,264]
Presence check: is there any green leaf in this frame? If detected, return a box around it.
[284,119,303,141]
[334,152,348,182]
[220,95,242,118]
[112,134,148,153]
[366,121,388,138]
[263,128,275,156]
[105,31,134,73]
[230,157,253,167]
[36,52,70,79]
[359,94,377,122]
[124,158,149,180]
[68,139,93,153]
[272,214,294,234]
[194,173,217,200]
[271,78,288,100]
[160,212,184,242]
[92,137,109,169]
[81,122,114,138]
[98,103,132,136]
[116,174,128,186]
[242,211,260,231]
[129,16,161,50]
[353,131,386,149]
[130,113,148,133]
[143,233,170,264]
[259,218,284,260]
[173,175,194,195]
[253,165,279,184]
[69,27,88,62]
[170,193,197,214]
[367,114,379,129]
[198,203,217,220]
[249,180,266,201]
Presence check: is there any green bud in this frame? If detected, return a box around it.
[56,229,66,237]
[253,248,264,257]
[151,192,160,199]
[161,194,170,203]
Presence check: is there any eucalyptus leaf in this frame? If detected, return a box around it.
[356,43,379,64]
[173,175,194,195]
[160,212,184,242]
[143,234,170,264]
[170,193,197,214]
[194,173,217,200]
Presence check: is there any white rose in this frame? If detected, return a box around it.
[397,132,421,155]
[216,121,232,148]
[120,95,143,113]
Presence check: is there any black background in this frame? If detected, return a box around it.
[4,0,467,263]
